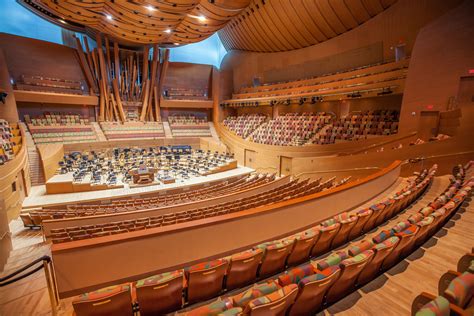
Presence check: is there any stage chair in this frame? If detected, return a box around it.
[72,283,134,316]
[135,270,184,315]
[226,249,264,291]
[185,259,228,304]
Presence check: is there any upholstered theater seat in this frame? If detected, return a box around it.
[256,240,294,279]
[356,237,399,285]
[135,270,184,315]
[186,259,228,304]
[311,223,341,257]
[287,265,341,315]
[347,208,373,240]
[226,249,264,290]
[443,272,474,311]
[72,284,133,316]
[325,250,374,304]
[331,214,358,248]
[244,284,298,316]
[285,230,319,267]
[381,225,419,270]
[231,281,280,309]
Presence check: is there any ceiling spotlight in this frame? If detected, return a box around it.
[145,5,157,11]
[164,29,172,34]
[106,14,113,20]
[173,43,180,45]
[59,19,67,24]
[197,15,207,22]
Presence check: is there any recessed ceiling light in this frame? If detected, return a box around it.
[59,19,67,24]
[106,14,113,20]
[174,43,180,45]
[164,29,172,33]
[145,5,157,11]
[197,15,206,22]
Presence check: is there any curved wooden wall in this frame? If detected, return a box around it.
[51,161,400,298]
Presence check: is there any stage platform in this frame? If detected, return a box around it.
[22,166,254,209]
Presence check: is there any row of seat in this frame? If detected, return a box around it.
[223,114,267,139]
[413,249,474,315]
[70,164,437,315]
[16,74,84,95]
[164,88,209,100]
[169,115,212,137]
[50,177,338,244]
[180,163,471,315]
[21,174,274,228]
[100,121,165,140]
[0,120,21,165]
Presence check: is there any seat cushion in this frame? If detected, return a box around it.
[316,251,348,270]
[418,216,434,227]
[278,263,314,286]
[187,259,227,273]
[341,250,373,266]
[300,265,340,285]
[321,218,337,227]
[355,208,372,216]
[135,270,183,288]
[396,224,419,237]
[415,295,450,316]
[373,236,399,250]
[348,240,374,256]
[186,299,233,316]
[444,272,474,308]
[408,213,425,224]
[218,307,243,316]
[392,220,411,233]
[247,284,298,308]
[73,283,130,303]
[232,281,280,307]
[372,230,395,243]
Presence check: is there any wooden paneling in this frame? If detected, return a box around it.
[37,144,64,182]
[51,162,400,298]
[0,49,19,122]
[14,90,98,106]
[20,0,251,46]
[219,0,396,52]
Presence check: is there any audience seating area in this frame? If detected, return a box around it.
[223,114,267,139]
[24,114,97,145]
[221,59,409,106]
[310,110,400,144]
[164,88,209,100]
[22,174,274,228]
[100,121,165,140]
[48,176,345,244]
[412,249,474,315]
[247,112,334,146]
[0,119,21,165]
[68,161,471,316]
[168,114,212,137]
[15,75,85,95]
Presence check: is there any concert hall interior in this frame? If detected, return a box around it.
[1,0,474,315]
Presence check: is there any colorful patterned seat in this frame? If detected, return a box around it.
[72,283,133,316]
[135,270,184,315]
[372,229,395,244]
[311,223,341,257]
[186,259,228,304]
[232,281,280,308]
[382,225,419,269]
[444,272,474,308]
[347,208,373,240]
[218,307,243,316]
[286,230,319,266]
[408,212,425,224]
[331,215,358,248]
[357,236,399,285]
[184,298,233,316]
[288,266,341,315]
[278,263,314,286]
[348,240,375,256]
[415,295,450,316]
[414,216,434,246]
[244,284,298,316]
[256,240,294,278]
[316,251,348,270]
[326,250,374,304]
[226,248,264,290]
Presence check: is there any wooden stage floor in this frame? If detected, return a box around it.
[22,166,254,209]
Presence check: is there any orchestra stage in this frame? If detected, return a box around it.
[22,166,254,209]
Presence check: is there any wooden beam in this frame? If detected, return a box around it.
[113,42,120,86]
[112,79,126,123]
[104,37,112,82]
[140,80,150,121]
[156,48,170,117]
[153,86,161,121]
[140,44,158,121]
[82,36,97,89]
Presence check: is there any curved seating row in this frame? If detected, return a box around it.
[70,164,438,315]
[179,163,471,315]
[223,114,267,139]
[168,115,211,137]
[21,174,275,228]
[50,177,338,243]
[412,249,474,316]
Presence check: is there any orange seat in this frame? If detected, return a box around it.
[257,240,294,279]
[186,259,228,304]
[72,284,133,316]
[226,249,264,290]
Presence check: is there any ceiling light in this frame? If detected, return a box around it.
[174,43,180,45]
[164,29,172,34]
[106,14,113,20]
[145,5,157,11]
[197,15,206,22]
[59,19,67,24]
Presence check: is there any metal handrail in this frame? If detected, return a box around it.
[0,255,59,315]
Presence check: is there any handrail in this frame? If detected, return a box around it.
[0,255,59,315]
[294,166,381,178]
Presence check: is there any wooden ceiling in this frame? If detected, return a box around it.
[19,0,251,46]
[218,0,398,52]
